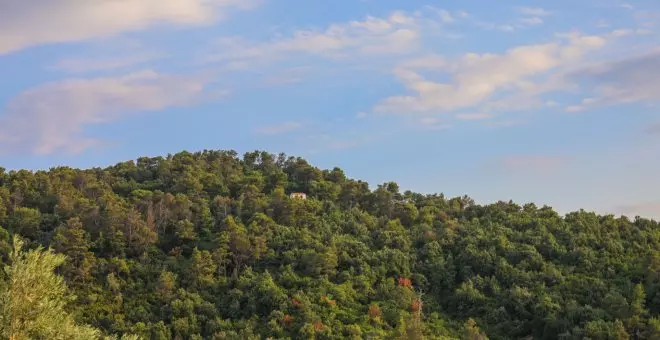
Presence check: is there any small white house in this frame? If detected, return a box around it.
[289,192,307,200]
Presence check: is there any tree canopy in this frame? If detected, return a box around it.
[0,149,657,339]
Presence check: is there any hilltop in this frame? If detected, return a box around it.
[0,150,658,339]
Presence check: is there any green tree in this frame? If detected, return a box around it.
[191,248,217,288]
[0,236,101,339]
[627,283,647,336]
[645,317,660,339]
[462,319,488,340]
[7,207,41,239]
[52,217,96,283]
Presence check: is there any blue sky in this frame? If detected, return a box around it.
[1,0,660,219]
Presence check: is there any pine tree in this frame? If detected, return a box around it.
[52,217,95,284]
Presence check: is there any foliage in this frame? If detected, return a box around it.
[0,236,100,339]
[0,150,658,339]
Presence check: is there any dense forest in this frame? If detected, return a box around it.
[0,150,659,339]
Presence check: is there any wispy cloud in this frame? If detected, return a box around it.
[517,7,553,17]
[0,0,259,55]
[398,54,447,69]
[0,70,211,155]
[476,22,517,32]
[596,19,611,28]
[198,9,464,87]
[261,66,312,86]
[520,17,544,25]
[374,32,607,115]
[418,117,451,130]
[485,119,523,128]
[472,7,552,33]
[565,49,660,111]
[3,2,657,159]
[255,122,303,135]
[424,7,460,23]
[206,10,423,65]
[52,53,164,73]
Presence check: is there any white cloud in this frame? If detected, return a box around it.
[206,11,427,65]
[475,7,550,32]
[419,117,440,125]
[476,22,517,32]
[255,122,303,135]
[261,66,311,86]
[418,117,451,130]
[517,7,553,17]
[0,0,258,55]
[609,28,653,37]
[399,54,447,69]
[596,19,611,28]
[424,7,456,23]
[566,105,584,113]
[520,17,544,25]
[0,71,210,154]
[437,10,455,23]
[566,97,599,112]
[374,33,606,115]
[201,8,469,87]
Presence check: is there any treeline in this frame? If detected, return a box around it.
[0,150,658,339]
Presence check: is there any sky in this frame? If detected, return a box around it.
[1,0,659,219]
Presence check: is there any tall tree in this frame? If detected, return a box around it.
[52,217,96,284]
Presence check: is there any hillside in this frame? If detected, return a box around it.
[0,150,658,339]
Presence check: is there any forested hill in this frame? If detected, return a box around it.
[0,150,659,339]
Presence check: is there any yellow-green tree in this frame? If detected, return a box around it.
[0,236,100,339]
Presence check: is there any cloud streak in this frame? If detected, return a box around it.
[52,53,164,73]
[0,0,259,55]
[517,7,553,17]
[472,7,551,33]
[205,10,440,66]
[2,3,658,158]
[196,9,463,95]
[0,70,211,155]
[565,49,660,111]
[261,66,312,86]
